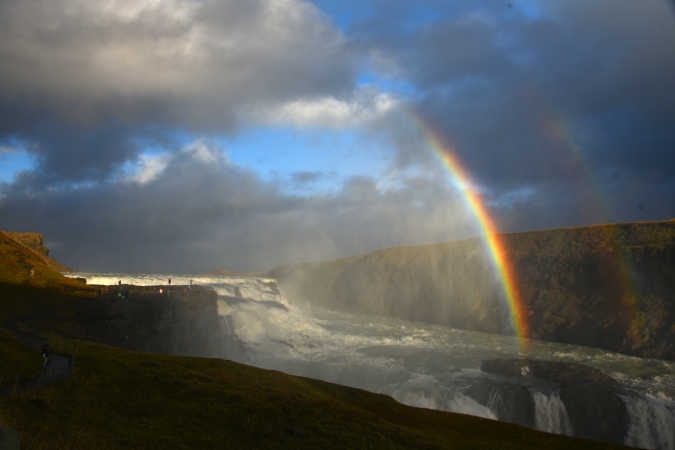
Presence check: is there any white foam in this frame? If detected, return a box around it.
[532,391,573,436]
[448,393,498,420]
[623,394,675,450]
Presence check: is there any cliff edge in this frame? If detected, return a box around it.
[271,219,675,360]
[3,231,71,273]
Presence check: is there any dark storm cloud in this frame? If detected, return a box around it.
[0,143,476,272]
[291,171,324,185]
[2,0,674,272]
[0,0,357,182]
[357,0,675,227]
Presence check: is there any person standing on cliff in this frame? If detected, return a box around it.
[41,343,50,369]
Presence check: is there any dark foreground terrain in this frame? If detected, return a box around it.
[0,230,634,449]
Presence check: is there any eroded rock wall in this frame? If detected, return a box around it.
[79,285,243,360]
[271,220,675,360]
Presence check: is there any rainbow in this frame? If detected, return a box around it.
[413,115,530,347]
[541,115,640,342]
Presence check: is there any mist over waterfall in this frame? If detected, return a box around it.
[69,272,675,449]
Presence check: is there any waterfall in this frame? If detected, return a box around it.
[66,271,675,449]
[623,394,675,450]
[447,393,498,420]
[532,391,573,436]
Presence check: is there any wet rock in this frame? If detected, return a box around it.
[85,285,247,361]
[559,378,627,444]
[464,378,535,428]
[481,358,629,445]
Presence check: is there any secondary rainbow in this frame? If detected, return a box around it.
[413,115,530,345]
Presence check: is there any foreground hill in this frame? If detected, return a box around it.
[0,232,631,449]
[271,220,675,360]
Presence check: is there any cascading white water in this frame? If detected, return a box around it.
[66,272,675,449]
[448,393,498,420]
[532,391,573,435]
[623,394,675,450]
[388,374,498,420]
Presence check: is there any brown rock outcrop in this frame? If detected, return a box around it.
[4,231,71,272]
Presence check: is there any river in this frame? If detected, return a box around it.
[67,272,675,449]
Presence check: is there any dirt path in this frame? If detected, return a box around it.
[2,324,73,388]
[0,425,20,450]
[38,352,72,385]
[0,326,72,450]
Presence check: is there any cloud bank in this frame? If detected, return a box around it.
[1,0,674,271]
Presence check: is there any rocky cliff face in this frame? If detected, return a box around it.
[4,231,71,272]
[1,231,241,363]
[271,220,675,360]
[0,231,76,287]
[80,285,243,360]
[6,232,49,257]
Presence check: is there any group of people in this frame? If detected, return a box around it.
[111,278,195,297]
[159,278,194,295]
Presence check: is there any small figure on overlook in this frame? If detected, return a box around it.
[117,280,125,299]
[41,343,50,368]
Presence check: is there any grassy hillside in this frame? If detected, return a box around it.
[0,231,633,449]
[4,231,71,272]
[0,231,78,288]
[271,219,675,360]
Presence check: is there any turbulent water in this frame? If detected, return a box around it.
[68,272,675,449]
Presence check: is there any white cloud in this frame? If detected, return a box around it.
[0,0,355,127]
[253,87,398,128]
[126,153,170,185]
[183,139,224,165]
[126,139,226,184]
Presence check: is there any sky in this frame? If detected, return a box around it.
[1,0,674,272]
